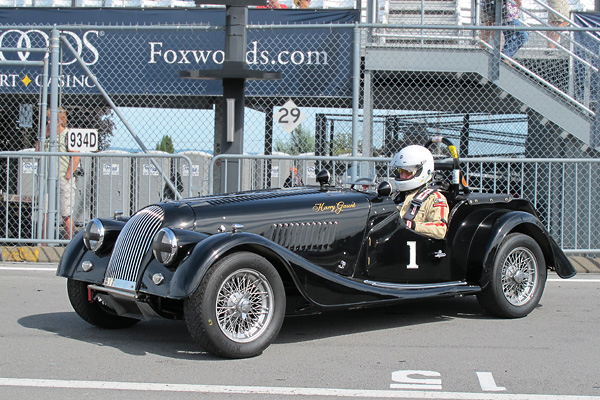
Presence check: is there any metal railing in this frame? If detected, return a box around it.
[0,151,193,245]
[209,154,600,254]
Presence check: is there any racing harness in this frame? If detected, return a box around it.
[402,186,448,228]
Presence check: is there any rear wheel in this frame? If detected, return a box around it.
[184,252,285,358]
[477,233,547,318]
[67,279,140,329]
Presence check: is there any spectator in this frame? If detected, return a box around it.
[293,0,311,8]
[163,171,184,200]
[547,0,569,49]
[44,108,80,240]
[258,0,288,8]
[284,167,304,188]
[502,0,528,58]
[480,0,501,48]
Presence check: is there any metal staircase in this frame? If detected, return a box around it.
[369,0,598,150]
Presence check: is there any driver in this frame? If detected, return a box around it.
[391,145,449,240]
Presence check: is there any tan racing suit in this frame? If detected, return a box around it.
[396,186,449,240]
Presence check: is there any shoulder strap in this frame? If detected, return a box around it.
[403,187,438,222]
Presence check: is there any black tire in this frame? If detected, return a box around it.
[477,233,547,318]
[184,252,285,359]
[67,279,140,329]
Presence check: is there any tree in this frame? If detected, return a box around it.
[156,135,175,154]
[331,130,362,156]
[274,124,315,155]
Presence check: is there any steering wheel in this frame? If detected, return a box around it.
[346,177,378,191]
[423,136,467,196]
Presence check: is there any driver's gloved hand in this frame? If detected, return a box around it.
[397,214,407,229]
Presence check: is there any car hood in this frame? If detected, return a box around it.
[176,187,371,237]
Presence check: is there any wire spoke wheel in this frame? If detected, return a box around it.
[477,233,547,318]
[184,252,285,358]
[501,247,537,306]
[216,268,274,343]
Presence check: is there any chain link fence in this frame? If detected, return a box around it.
[0,9,598,252]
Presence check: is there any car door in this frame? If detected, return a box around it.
[364,210,452,283]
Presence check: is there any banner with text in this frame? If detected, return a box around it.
[0,8,358,97]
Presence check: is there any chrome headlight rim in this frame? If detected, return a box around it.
[153,228,179,266]
[83,219,105,253]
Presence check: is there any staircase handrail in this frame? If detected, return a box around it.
[367,23,595,115]
[516,0,600,63]
[479,40,594,115]
[525,0,600,51]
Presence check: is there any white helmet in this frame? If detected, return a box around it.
[390,145,435,192]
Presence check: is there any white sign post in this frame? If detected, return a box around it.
[274,100,306,134]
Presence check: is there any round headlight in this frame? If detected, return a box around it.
[153,228,178,266]
[83,219,105,253]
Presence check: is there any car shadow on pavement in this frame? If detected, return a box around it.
[17,311,214,360]
[17,295,493,359]
[275,295,492,344]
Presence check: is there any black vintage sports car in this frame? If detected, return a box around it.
[57,138,576,358]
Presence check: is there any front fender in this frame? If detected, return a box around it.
[56,230,110,284]
[168,232,294,299]
[476,211,576,289]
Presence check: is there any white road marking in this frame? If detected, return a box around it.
[391,370,442,390]
[0,267,56,271]
[547,279,600,282]
[476,372,506,392]
[0,378,599,399]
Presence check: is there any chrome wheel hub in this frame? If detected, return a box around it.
[216,268,274,343]
[501,247,538,306]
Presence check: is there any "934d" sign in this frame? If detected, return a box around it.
[67,129,99,152]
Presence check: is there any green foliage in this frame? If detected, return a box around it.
[156,135,175,154]
[274,124,315,155]
[274,125,364,156]
[332,130,361,156]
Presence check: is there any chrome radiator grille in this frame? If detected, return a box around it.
[103,205,164,291]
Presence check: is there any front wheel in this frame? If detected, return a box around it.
[184,252,285,358]
[477,233,547,318]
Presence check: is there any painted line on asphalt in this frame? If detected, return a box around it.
[0,378,599,400]
[547,278,600,282]
[0,267,56,271]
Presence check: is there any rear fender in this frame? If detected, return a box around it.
[473,211,576,289]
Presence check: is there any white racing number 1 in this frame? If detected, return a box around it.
[407,241,419,269]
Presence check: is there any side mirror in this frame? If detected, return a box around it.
[377,181,392,198]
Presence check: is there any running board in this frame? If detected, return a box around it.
[363,280,470,290]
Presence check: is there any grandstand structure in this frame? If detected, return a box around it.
[1,0,596,154]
